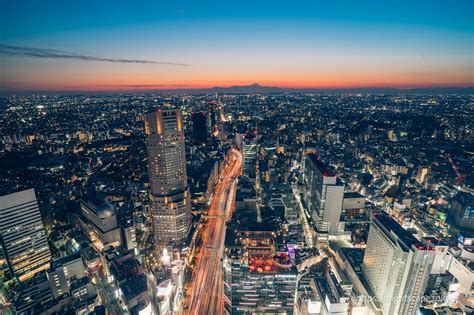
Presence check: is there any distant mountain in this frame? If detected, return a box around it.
[2,83,473,96]
[149,83,287,95]
[156,84,474,95]
[204,83,287,94]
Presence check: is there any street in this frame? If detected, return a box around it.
[186,149,242,315]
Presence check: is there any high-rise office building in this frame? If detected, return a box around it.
[207,101,222,136]
[242,142,258,180]
[303,154,345,236]
[226,258,298,314]
[224,226,297,314]
[0,243,12,284]
[192,112,208,144]
[362,213,435,315]
[449,191,474,232]
[145,108,191,248]
[121,216,137,251]
[0,189,52,282]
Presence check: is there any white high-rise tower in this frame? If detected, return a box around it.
[363,213,435,314]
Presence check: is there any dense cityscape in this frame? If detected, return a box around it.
[0,93,472,314]
[1,0,473,314]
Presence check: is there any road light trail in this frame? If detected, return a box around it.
[186,149,242,315]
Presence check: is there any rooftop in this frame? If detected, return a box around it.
[51,252,82,269]
[306,153,335,177]
[248,253,295,273]
[343,192,365,199]
[374,213,426,250]
[119,273,148,301]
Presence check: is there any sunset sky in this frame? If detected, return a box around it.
[1,0,473,92]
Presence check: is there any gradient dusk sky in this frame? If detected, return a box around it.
[1,0,473,92]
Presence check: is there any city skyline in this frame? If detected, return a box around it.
[0,1,473,314]
[1,0,473,92]
[0,93,472,314]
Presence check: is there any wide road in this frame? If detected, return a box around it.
[186,149,242,315]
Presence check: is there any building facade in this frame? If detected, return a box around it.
[225,254,298,314]
[145,108,191,248]
[342,192,366,221]
[0,189,52,282]
[224,225,298,314]
[303,154,345,236]
[362,213,435,315]
[47,253,86,299]
[449,191,474,232]
[79,195,122,251]
[191,112,208,144]
[242,142,258,180]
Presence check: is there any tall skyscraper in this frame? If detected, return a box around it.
[207,101,220,136]
[0,189,52,282]
[303,153,345,236]
[191,112,208,144]
[242,142,258,180]
[145,108,191,248]
[362,213,435,315]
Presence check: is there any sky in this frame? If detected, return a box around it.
[1,0,473,92]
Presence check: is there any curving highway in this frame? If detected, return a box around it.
[186,149,242,315]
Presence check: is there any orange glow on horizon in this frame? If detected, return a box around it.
[4,68,473,92]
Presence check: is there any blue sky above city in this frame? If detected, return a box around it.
[1,0,473,91]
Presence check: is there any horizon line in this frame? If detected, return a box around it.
[0,81,474,93]
[1,84,473,96]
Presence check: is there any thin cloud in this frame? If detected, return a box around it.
[172,9,187,15]
[0,44,189,66]
[101,84,188,88]
[0,81,24,85]
[39,42,81,48]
